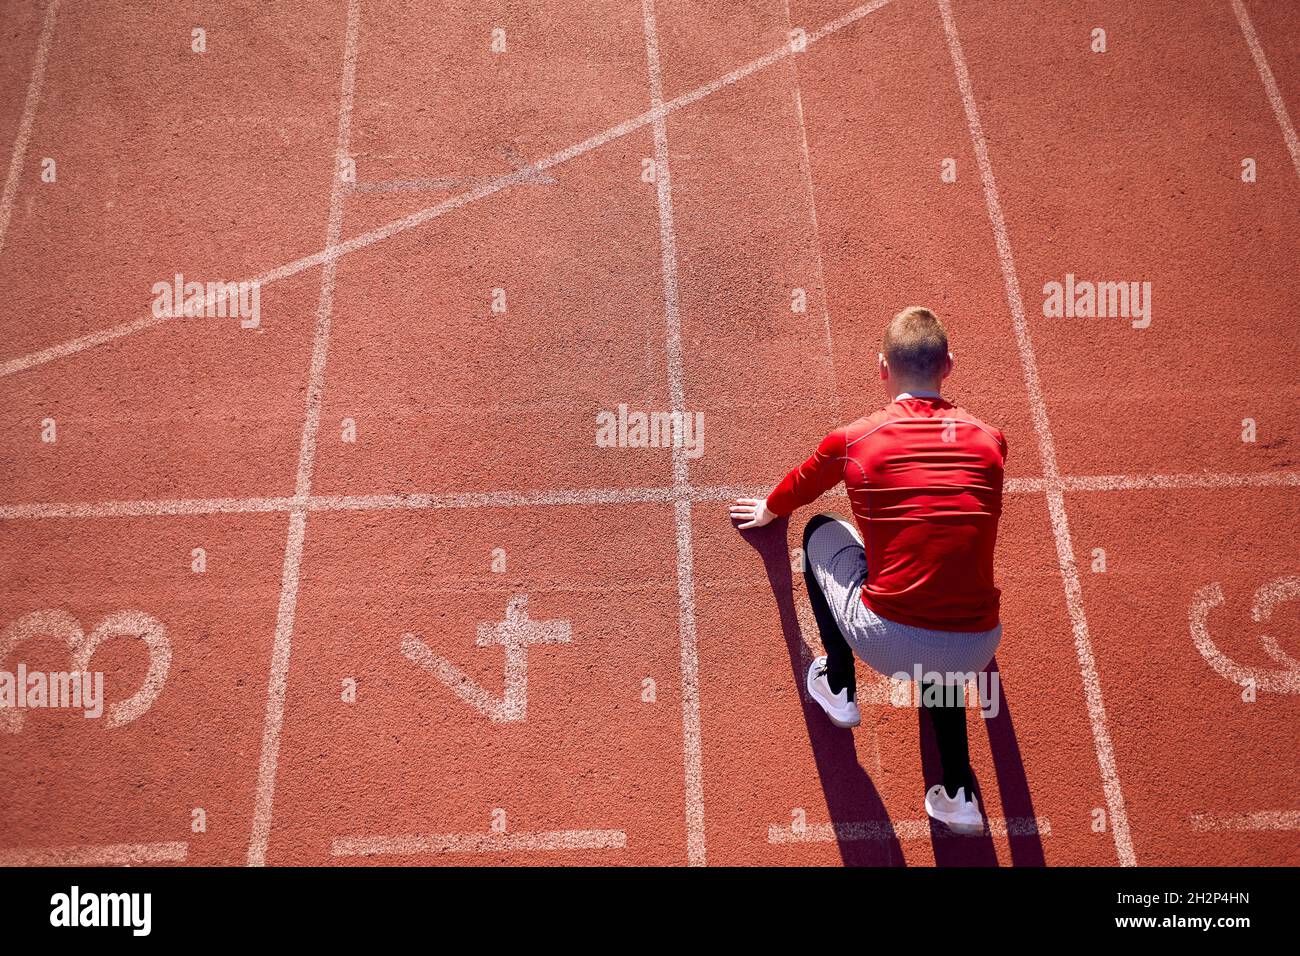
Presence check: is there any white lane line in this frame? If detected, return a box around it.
[1230,0,1300,180]
[332,829,627,856]
[0,841,188,866]
[768,816,1051,843]
[0,0,60,258]
[641,0,696,482]
[247,508,307,867]
[783,0,841,417]
[641,0,706,868]
[0,0,895,381]
[246,0,361,868]
[1190,810,1300,832]
[1,469,1296,521]
[936,0,1135,867]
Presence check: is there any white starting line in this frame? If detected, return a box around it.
[0,470,1296,523]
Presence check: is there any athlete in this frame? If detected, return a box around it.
[730,307,1006,835]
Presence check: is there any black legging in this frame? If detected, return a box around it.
[802,514,974,799]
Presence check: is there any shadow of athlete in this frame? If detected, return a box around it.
[732,307,1038,859]
[738,520,1045,867]
[744,518,904,867]
[919,657,1047,867]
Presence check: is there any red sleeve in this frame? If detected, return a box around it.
[765,428,846,517]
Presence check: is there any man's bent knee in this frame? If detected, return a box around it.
[802,512,842,553]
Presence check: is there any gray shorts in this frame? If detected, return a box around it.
[805,515,1002,684]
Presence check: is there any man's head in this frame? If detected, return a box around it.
[878,306,954,397]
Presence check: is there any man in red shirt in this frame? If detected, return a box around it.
[730,307,1006,834]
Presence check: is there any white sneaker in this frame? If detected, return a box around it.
[806,655,861,728]
[925,784,985,835]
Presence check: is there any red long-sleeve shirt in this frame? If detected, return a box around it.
[768,396,1006,631]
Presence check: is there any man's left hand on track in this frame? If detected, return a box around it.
[730,497,776,530]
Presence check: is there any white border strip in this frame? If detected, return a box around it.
[1230,0,1300,180]
[0,0,60,258]
[936,0,1135,866]
[246,0,361,867]
[0,841,187,866]
[332,829,627,856]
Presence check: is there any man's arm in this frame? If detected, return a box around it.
[730,428,846,529]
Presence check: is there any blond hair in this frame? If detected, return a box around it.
[882,307,949,380]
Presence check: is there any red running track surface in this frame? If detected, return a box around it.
[0,0,1296,867]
